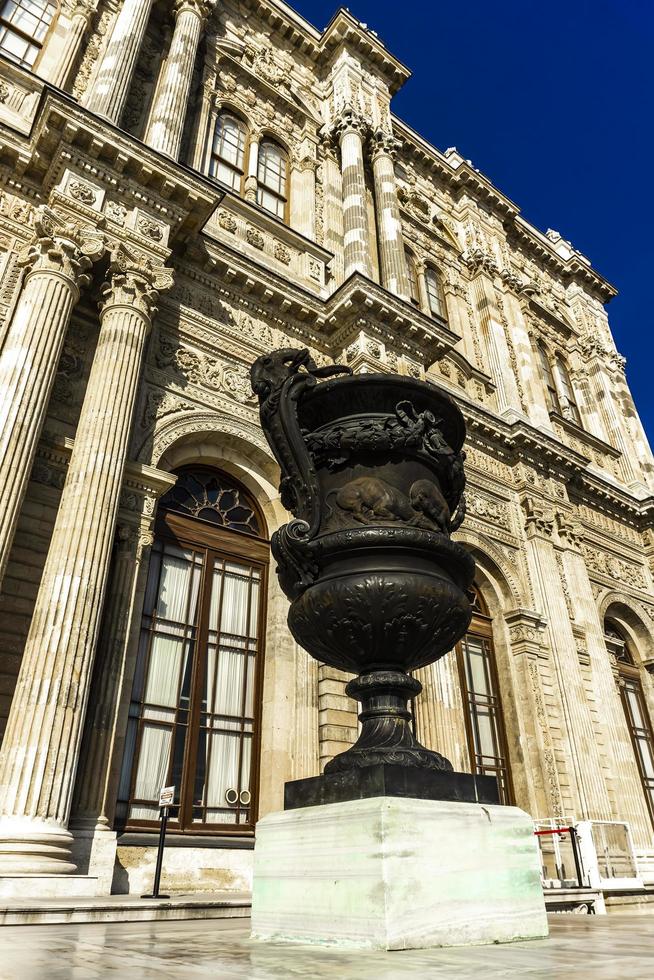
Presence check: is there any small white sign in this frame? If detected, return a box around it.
[159,785,175,808]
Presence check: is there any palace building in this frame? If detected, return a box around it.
[0,0,653,901]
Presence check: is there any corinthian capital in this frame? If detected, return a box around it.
[100,246,174,322]
[330,104,369,144]
[369,127,402,161]
[18,205,105,288]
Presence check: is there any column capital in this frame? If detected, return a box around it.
[100,247,174,322]
[174,0,212,21]
[60,0,96,24]
[330,104,369,144]
[369,127,402,162]
[522,495,555,539]
[18,206,105,289]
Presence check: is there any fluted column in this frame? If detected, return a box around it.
[83,0,154,123]
[144,0,210,158]
[0,250,173,875]
[369,128,410,300]
[332,107,372,279]
[0,207,104,590]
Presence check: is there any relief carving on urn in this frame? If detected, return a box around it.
[251,348,475,776]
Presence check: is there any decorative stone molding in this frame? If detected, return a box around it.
[505,608,548,655]
[467,492,512,532]
[154,334,254,404]
[329,104,369,144]
[582,545,648,591]
[522,496,555,537]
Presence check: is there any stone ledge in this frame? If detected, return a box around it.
[0,890,251,926]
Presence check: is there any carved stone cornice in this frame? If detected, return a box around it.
[505,608,548,658]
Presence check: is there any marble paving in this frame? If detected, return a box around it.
[0,913,652,979]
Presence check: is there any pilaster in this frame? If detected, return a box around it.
[520,496,613,821]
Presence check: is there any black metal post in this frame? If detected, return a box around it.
[141,806,170,899]
[569,826,584,888]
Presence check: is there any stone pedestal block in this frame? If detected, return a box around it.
[251,797,548,950]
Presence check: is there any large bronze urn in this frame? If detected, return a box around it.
[251,348,476,782]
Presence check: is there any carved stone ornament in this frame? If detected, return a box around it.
[251,349,475,776]
[67,179,97,206]
[18,205,105,287]
[100,246,174,321]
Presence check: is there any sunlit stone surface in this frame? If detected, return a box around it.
[251,797,548,950]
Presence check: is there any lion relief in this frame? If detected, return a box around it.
[328,475,452,534]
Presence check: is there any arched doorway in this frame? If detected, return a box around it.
[116,466,269,835]
[604,618,654,829]
[456,588,513,803]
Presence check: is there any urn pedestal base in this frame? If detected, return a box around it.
[284,763,500,810]
[251,797,548,950]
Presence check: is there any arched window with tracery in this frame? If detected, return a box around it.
[117,466,269,835]
[0,0,56,68]
[210,111,247,192]
[457,588,512,803]
[424,266,445,319]
[256,138,288,219]
[604,619,654,827]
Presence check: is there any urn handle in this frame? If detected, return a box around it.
[250,348,351,537]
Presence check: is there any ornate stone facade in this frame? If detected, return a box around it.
[0,0,652,898]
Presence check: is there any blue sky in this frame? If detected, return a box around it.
[294,0,654,444]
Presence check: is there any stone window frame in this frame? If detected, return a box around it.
[116,465,270,838]
[208,109,249,195]
[455,587,514,805]
[256,135,289,222]
[424,264,446,320]
[405,247,420,307]
[605,618,654,830]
